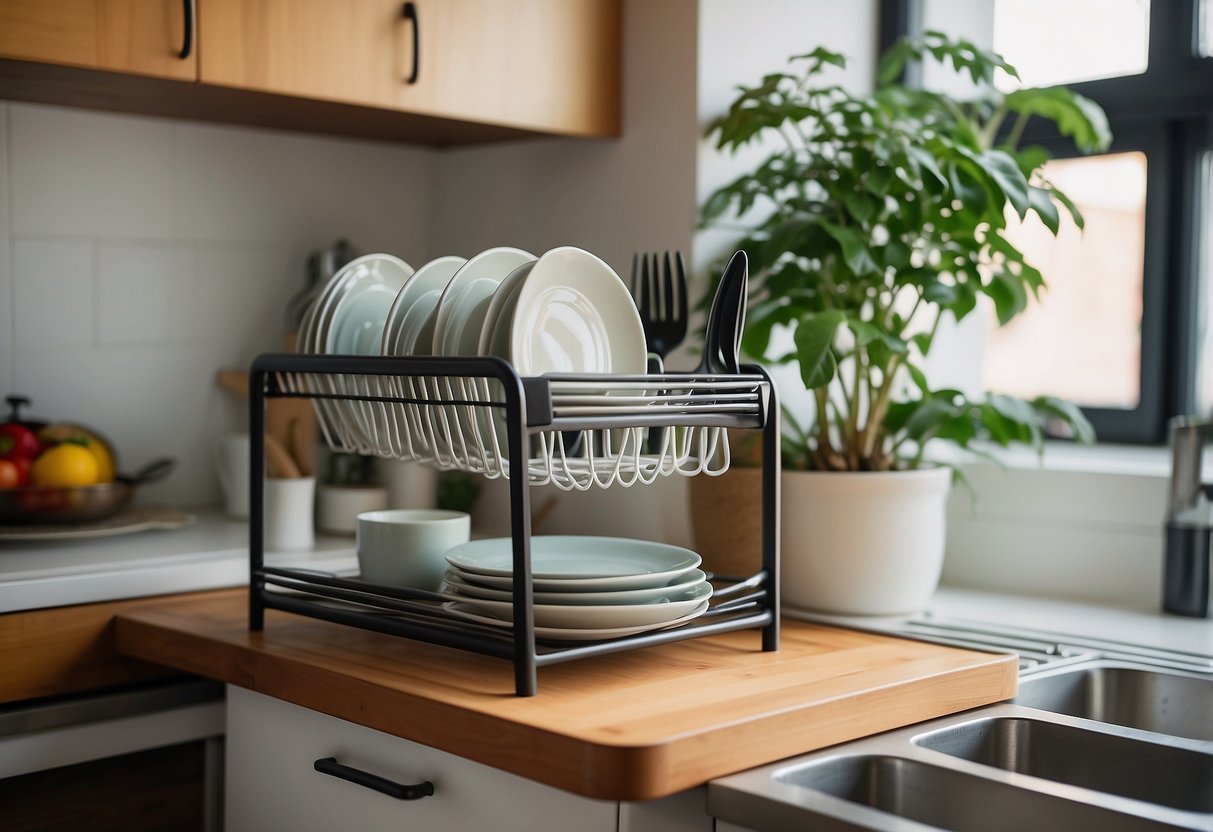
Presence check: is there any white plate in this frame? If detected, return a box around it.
[477,261,537,358]
[443,568,709,605]
[432,247,534,355]
[381,256,466,355]
[323,255,413,442]
[446,581,713,629]
[323,254,413,355]
[509,247,646,376]
[443,599,711,642]
[444,536,702,587]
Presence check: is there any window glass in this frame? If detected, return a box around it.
[982,152,1148,409]
[1198,153,1213,415]
[992,0,1150,90]
[1203,0,1213,57]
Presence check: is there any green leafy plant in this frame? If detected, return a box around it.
[703,33,1106,472]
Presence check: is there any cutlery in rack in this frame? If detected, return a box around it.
[630,251,689,450]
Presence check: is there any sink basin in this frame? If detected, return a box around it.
[713,753,1193,832]
[915,717,1213,812]
[1015,662,1213,742]
[710,644,1213,832]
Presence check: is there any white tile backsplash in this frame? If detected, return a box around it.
[10,103,174,238]
[11,238,94,350]
[1,101,433,505]
[97,243,194,344]
[0,104,12,395]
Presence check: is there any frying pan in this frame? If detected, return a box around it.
[0,458,176,524]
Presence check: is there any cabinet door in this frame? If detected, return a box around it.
[396,0,620,136]
[225,685,619,832]
[0,0,196,80]
[198,0,408,110]
[199,0,620,136]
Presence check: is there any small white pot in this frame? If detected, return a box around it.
[781,466,951,615]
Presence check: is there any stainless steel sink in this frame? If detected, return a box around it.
[1014,662,1213,742]
[771,754,1192,832]
[710,633,1213,832]
[915,716,1213,812]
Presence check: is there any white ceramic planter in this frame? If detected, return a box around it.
[781,467,951,615]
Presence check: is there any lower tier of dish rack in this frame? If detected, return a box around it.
[247,353,780,696]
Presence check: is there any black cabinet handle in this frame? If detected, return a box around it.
[179,0,194,59]
[314,757,434,801]
[402,2,420,84]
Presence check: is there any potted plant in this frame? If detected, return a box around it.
[698,33,1107,614]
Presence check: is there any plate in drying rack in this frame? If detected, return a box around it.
[441,568,709,605]
[443,599,712,642]
[443,535,702,588]
[446,581,713,629]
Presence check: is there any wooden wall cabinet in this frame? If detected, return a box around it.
[0,0,196,81]
[0,0,621,144]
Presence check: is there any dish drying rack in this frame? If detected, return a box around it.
[248,353,780,696]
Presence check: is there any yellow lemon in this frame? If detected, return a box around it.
[31,444,99,487]
[38,424,116,483]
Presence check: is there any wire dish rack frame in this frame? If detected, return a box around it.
[248,353,780,696]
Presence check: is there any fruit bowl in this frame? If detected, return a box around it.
[0,459,174,525]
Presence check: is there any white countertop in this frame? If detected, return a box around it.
[0,508,358,613]
[788,586,1213,659]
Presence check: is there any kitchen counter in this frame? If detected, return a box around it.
[0,509,358,613]
[792,586,1213,657]
[113,590,1016,801]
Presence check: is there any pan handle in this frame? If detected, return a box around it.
[122,458,176,485]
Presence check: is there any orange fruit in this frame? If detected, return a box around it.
[31,444,99,487]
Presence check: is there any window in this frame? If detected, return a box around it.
[881,0,1213,443]
[992,0,1150,90]
[983,152,1148,410]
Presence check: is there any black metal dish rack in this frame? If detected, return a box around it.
[247,353,780,696]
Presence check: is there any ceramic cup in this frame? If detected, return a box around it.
[265,476,317,551]
[317,484,389,536]
[356,509,470,590]
[215,433,251,519]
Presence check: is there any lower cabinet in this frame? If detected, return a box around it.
[227,686,714,832]
[0,741,210,832]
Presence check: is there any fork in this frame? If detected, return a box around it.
[630,252,688,452]
[630,251,689,363]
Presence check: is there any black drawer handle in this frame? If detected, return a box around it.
[314,757,435,801]
[402,2,420,84]
[179,0,194,59]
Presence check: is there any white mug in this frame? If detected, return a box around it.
[215,434,251,519]
[265,476,316,551]
[317,484,389,536]
[357,509,470,590]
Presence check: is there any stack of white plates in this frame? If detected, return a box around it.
[297,245,649,457]
[441,536,711,641]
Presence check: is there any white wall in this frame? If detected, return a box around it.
[0,103,433,505]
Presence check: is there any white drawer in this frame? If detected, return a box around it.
[224,685,618,832]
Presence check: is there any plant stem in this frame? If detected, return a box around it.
[980,105,1006,150]
[846,348,864,467]
[858,352,903,459]
[1005,112,1029,150]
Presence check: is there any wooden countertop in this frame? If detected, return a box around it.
[115,590,1017,800]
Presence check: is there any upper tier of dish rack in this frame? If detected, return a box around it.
[276,353,769,490]
[248,353,781,696]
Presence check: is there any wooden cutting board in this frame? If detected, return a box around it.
[114,591,1016,800]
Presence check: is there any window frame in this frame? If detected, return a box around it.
[879,0,1213,443]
